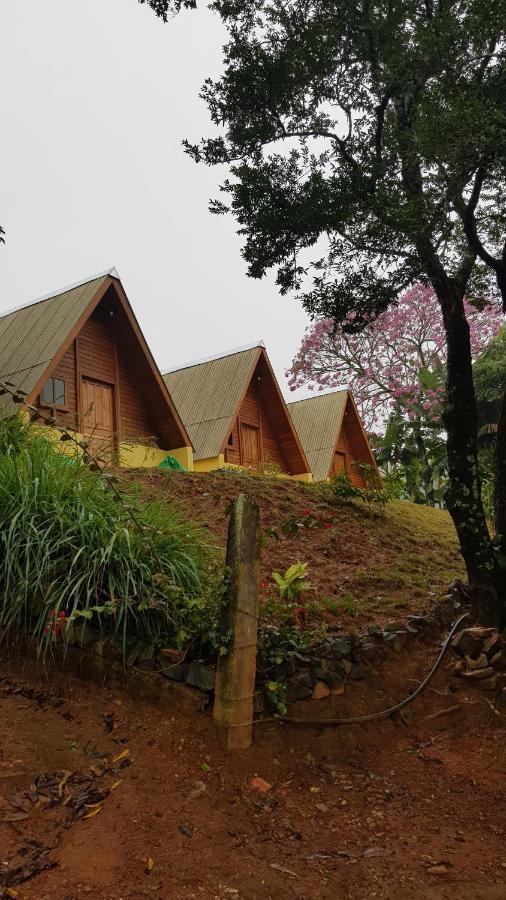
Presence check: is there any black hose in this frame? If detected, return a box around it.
[256,613,468,727]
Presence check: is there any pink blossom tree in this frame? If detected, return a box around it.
[288,285,503,433]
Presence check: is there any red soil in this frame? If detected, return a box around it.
[1,641,505,900]
[128,469,465,629]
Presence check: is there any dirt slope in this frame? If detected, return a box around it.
[128,470,464,629]
[1,647,505,900]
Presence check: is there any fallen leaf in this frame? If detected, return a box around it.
[270,863,299,879]
[83,804,103,819]
[112,748,130,764]
[144,856,155,874]
[0,810,29,822]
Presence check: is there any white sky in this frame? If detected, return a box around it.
[0,0,312,396]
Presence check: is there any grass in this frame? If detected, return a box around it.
[0,416,220,655]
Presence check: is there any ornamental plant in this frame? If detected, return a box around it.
[288,285,502,431]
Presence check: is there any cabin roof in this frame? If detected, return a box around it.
[0,273,191,449]
[287,390,349,482]
[0,274,109,412]
[163,345,263,460]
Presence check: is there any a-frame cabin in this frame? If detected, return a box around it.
[287,390,380,485]
[164,343,312,480]
[0,270,193,469]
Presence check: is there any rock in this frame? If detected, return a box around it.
[312,680,331,700]
[312,666,330,684]
[159,661,187,682]
[463,653,488,671]
[292,672,314,700]
[136,644,156,671]
[406,615,433,632]
[92,636,123,661]
[349,662,367,680]
[383,633,402,653]
[65,622,97,649]
[342,658,353,675]
[357,642,384,664]
[490,649,506,671]
[460,666,495,681]
[483,632,505,659]
[474,675,499,691]
[437,601,455,626]
[314,640,333,658]
[333,636,352,657]
[428,864,450,875]
[184,662,216,693]
[160,647,185,663]
[367,623,383,637]
[452,628,494,658]
[187,780,207,801]
[384,620,406,633]
[250,777,272,793]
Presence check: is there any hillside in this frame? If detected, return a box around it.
[128,469,465,631]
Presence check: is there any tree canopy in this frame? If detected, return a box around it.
[140,0,506,622]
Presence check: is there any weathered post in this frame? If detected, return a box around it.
[213,493,260,751]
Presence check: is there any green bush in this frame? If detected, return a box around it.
[328,470,390,516]
[0,416,219,655]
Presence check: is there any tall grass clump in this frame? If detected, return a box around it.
[0,415,219,656]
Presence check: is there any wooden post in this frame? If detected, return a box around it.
[213,493,260,751]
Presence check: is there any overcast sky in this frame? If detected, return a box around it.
[0,0,312,395]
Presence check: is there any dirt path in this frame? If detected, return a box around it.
[1,657,505,900]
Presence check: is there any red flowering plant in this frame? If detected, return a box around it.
[43,609,68,638]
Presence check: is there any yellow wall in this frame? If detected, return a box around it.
[193,453,225,473]
[291,472,313,483]
[26,417,194,471]
[119,442,194,470]
[193,454,312,481]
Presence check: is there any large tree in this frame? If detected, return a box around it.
[140,0,506,623]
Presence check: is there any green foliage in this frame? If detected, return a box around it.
[265,680,287,716]
[0,417,219,655]
[328,472,390,517]
[271,562,311,602]
[474,327,506,437]
[374,411,448,505]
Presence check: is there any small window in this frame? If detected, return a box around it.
[40,377,66,407]
[227,433,234,447]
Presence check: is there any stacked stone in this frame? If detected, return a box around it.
[451,627,506,691]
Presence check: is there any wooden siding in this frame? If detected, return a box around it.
[223,375,290,471]
[45,341,79,431]
[35,288,182,451]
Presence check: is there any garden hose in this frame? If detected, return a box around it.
[256,613,468,727]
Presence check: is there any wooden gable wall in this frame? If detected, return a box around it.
[223,355,307,474]
[333,399,377,487]
[36,285,184,451]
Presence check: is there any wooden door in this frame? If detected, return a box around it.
[81,378,115,461]
[333,450,347,475]
[240,423,261,466]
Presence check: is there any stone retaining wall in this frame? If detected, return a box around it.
[59,580,469,714]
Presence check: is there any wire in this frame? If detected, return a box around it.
[255,613,468,727]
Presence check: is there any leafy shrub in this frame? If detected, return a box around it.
[271,562,311,602]
[328,470,390,516]
[0,416,219,655]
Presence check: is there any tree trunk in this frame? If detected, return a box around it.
[493,270,506,609]
[438,284,504,625]
[413,424,434,505]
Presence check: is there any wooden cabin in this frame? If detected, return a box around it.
[0,270,193,469]
[287,390,380,485]
[164,343,312,480]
